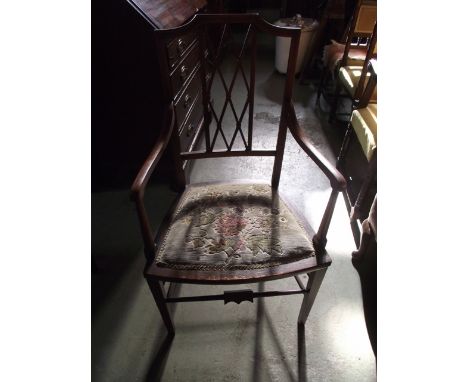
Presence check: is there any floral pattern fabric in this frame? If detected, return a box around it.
[156,183,315,270]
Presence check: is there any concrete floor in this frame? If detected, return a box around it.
[92,33,375,381]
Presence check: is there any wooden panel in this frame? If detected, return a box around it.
[166,31,196,70]
[169,41,199,97]
[174,69,201,127]
[129,0,207,29]
[355,5,377,34]
[179,92,203,152]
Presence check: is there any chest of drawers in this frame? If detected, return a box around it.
[127,0,219,176]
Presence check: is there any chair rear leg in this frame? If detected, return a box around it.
[350,152,377,221]
[298,267,328,325]
[315,71,328,107]
[336,121,354,170]
[329,81,342,123]
[147,278,175,335]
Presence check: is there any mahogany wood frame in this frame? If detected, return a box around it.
[131,14,346,334]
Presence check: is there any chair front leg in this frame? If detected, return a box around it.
[313,188,339,252]
[147,278,175,335]
[298,267,328,325]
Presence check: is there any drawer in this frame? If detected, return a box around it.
[170,42,200,97]
[179,92,203,152]
[174,69,201,127]
[166,32,196,69]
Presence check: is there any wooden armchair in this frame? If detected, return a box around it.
[131,14,346,334]
[316,0,377,122]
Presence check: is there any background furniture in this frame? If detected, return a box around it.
[331,22,376,121]
[315,0,376,122]
[92,0,220,190]
[131,14,347,334]
[351,195,377,356]
[127,0,217,182]
[298,0,351,83]
[337,58,377,221]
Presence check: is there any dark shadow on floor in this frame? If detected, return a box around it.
[297,324,307,382]
[145,332,175,382]
[250,282,313,382]
[92,255,138,319]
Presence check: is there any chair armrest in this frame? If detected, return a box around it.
[286,102,346,190]
[130,104,175,259]
[131,103,175,201]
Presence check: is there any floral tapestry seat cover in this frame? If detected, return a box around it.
[156,183,316,271]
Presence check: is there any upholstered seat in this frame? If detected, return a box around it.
[338,66,377,102]
[351,103,377,161]
[155,183,315,271]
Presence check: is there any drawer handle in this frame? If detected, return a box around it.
[184,94,192,108]
[177,39,186,54]
[180,65,188,80]
[186,123,194,137]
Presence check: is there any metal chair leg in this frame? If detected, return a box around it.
[298,267,328,325]
[147,278,175,335]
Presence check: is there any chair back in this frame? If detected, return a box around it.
[154,14,301,187]
[342,0,377,66]
[354,23,377,103]
[354,1,377,34]
[356,58,377,109]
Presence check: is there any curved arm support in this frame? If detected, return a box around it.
[130,104,175,258]
[131,104,175,200]
[286,102,347,190]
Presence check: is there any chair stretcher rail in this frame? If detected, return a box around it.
[165,288,307,304]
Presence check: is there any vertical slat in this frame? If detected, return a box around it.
[271,112,288,189]
[134,194,156,262]
[198,25,212,152]
[247,25,256,151]
[354,24,377,105]
[271,31,300,189]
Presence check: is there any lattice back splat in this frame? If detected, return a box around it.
[201,22,255,151]
[153,14,301,187]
